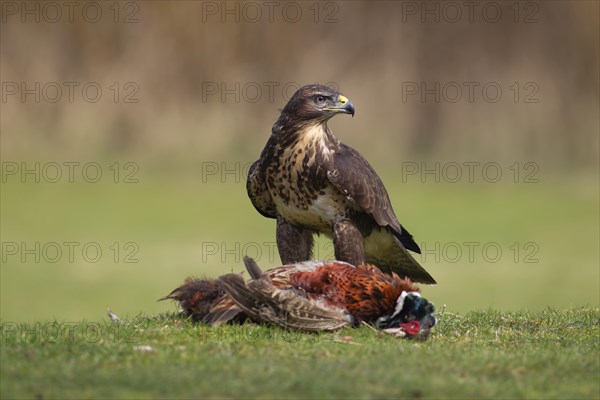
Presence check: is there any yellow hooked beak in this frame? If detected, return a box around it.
[324,94,355,117]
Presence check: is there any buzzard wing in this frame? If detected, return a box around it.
[327,144,420,253]
[246,160,276,219]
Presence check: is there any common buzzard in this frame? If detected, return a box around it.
[247,84,436,284]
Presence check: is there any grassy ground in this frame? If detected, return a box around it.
[1,308,598,399]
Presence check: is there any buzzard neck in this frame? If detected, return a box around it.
[271,119,340,152]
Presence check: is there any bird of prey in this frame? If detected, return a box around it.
[161,257,436,338]
[247,84,436,284]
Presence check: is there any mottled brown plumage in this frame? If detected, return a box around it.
[247,84,436,284]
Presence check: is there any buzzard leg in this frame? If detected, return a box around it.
[333,220,365,266]
[276,218,314,263]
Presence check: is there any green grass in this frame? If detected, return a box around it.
[2,308,598,399]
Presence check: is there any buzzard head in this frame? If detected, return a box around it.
[280,84,355,124]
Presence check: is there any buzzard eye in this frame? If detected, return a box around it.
[315,95,326,103]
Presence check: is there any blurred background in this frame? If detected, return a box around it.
[1,1,598,322]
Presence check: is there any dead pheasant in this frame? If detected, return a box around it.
[161,257,436,338]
